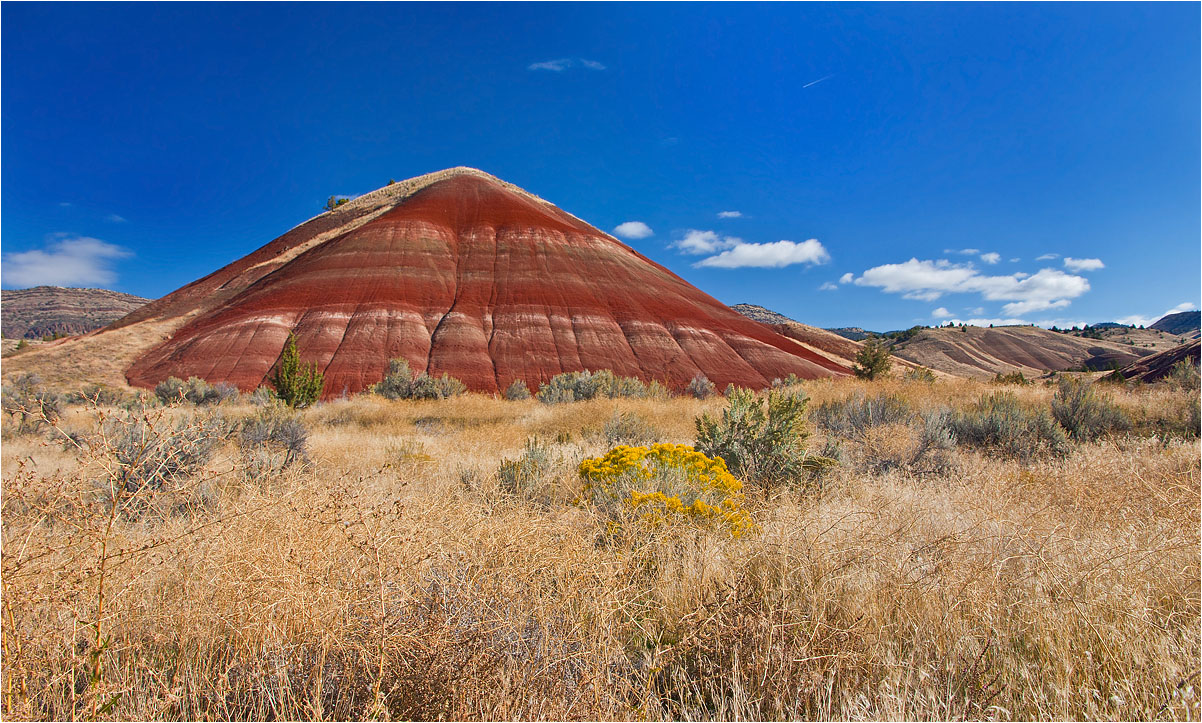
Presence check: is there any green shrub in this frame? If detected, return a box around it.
[695,388,835,491]
[503,379,532,401]
[950,392,1068,461]
[993,371,1032,386]
[1051,377,1131,441]
[536,370,647,404]
[375,358,466,401]
[853,338,893,380]
[1,373,62,435]
[904,366,937,383]
[270,333,324,408]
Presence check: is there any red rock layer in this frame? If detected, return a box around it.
[126,172,849,397]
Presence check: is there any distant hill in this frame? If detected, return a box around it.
[1106,339,1200,384]
[889,325,1153,379]
[1,286,150,340]
[825,327,877,341]
[732,304,925,375]
[1150,311,1201,337]
[1058,324,1187,353]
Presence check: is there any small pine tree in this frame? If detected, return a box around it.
[270,333,323,408]
[853,337,893,380]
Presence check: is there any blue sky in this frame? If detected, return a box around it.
[3,2,1198,330]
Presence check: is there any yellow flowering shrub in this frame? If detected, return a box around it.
[578,443,755,537]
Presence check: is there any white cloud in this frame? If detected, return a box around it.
[819,282,839,291]
[932,307,952,318]
[696,239,830,269]
[1036,253,1059,261]
[943,248,981,256]
[528,58,605,71]
[717,211,743,219]
[673,230,738,255]
[2,234,132,288]
[980,252,1001,264]
[852,258,1091,314]
[839,272,854,284]
[1009,257,1021,263]
[106,214,127,223]
[970,307,985,315]
[1114,302,1199,328]
[1063,257,1104,272]
[612,221,653,239]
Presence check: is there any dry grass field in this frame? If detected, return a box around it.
[2,372,1199,720]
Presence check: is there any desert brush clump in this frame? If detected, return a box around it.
[108,411,229,495]
[496,436,554,497]
[579,443,754,537]
[239,407,310,475]
[814,392,956,474]
[1051,377,1132,441]
[154,376,239,406]
[950,391,1069,460]
[1,373,62,436]
[536,369,649,404]
[374,358,467,400]
[1166,357,1201,393]
[685,372,717,399]
[695,387,835,491]
[502,379,532,400]
[599,410,660,447]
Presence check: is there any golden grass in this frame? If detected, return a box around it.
[2,378,1198,720]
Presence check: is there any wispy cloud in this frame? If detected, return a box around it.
[852,258,1091,314]
[980,252,1001,264]
[819,282,839,291]
[1114,302,1198,328]
[612,221,653,239]
[839,272,854,284]
[106,214,127,223]
[528,58,606,72]
[802,74,835,89]
[674,230,738,255]
[717,211,743,219]
[1036,253,1059,261]
[1063,257,1104,272]
[944,248,981,256]
[696,239,830,269]
[58,202,73,208]
[1,234,132,288]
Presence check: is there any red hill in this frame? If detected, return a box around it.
[122,168,847,397]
